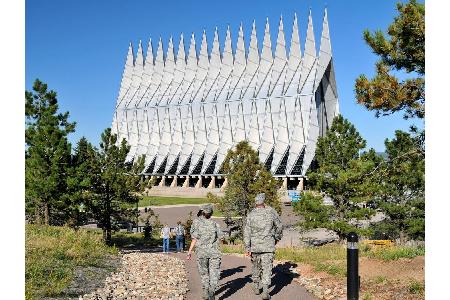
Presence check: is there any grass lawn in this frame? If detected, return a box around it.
[25,225,119,300]
[138,196,209,207]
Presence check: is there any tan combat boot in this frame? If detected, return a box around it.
[208,287,216,300]
[261,285,270,300]
[202,288,209,300]
[252,282,261,295]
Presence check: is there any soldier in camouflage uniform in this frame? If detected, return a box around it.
[244,193,283,300]
[187,204,223,300]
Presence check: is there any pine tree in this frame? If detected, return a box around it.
[371,129,425,240]
[125,154,147,194]
[355,0,425,119]
[64,137,98,227]
[84,128,141,244]
[299,116,382,239]
[353,0,425,241]
[25,79,76,225]
[219,141,281,228]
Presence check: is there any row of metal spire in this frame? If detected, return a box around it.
[124,10,329,70]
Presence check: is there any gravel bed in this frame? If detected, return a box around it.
[81,253,189,300]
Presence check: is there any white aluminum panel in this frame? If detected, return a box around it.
[241,20,259,101]
[327,60,339,118]
[117,109,130,144]
[269,95,282,143]
[188,32,209,164]
[176,105,195,174]
[126,41,145,108]
[299,11,317,92]
[301,91,320,176]
[125,109,140,162]
[144,38,165,107]
[271,97,290,173]
[121,42,143,148]
[285,95,297,138]
[214,103,234,174]
[115,43,135,142]
[268,18,288,148]
[125,42,145,159]
[135,109,151,158]
[286,96,306,174]
[189,31,209,104]
[255,19,273,137]
[167,34,187,105]
[111,112,119,136]
[233,101,246,143]
[227,100,239,139]
[153,107,173,173]
[144,107,161,168]
[155,107,172,173]
[164,35,188,172]
[227,24,246,102]
[189,103,208,173]
[241,21,260,139]
[299,57,318,140]
[174,33,197,107]
[155,37,176,109]
[135,39,154,109]
[322,73,338,128]
[215,27,234,103]
[150,39,175,143]
[258,100,275,165]
[314,9,332,89]
[116,42,134,109]
[284,13,302,97]
[269,16,287,98]
[247,100,261,150]
[202,103,221,174]
[202,28,222,103]
[165,106,183,172]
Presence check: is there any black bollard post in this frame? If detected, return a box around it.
[347,232,359,300]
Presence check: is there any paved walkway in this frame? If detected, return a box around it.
[171,252,317,300]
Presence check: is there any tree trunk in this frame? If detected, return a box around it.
[35,204,41,225]
[44,202,49,225]
[105,195,112,245]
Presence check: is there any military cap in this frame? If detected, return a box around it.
[255,193,266,205]
[199,203,214,214]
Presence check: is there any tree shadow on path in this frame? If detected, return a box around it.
[217,273,252,300]
[270,262,299,296]
[220,265,246,280]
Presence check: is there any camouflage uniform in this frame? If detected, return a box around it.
[190,211,223,298]
[244,204,283,297]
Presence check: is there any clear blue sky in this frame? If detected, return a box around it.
[25,0,423,152]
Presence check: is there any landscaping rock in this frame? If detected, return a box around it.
[81,253,189,300]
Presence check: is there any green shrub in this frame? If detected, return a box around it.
[408,280,425,294]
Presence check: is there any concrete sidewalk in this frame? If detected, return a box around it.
[171,252,317,300]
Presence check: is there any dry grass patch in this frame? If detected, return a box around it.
[26,225,119,300]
